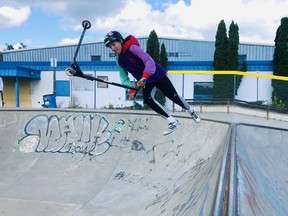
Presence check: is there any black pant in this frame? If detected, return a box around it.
[0,91,3,106]
[142,75,188,118]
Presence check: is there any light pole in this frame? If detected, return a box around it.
[233,74,236,99]
[256,71,259,101]
[50,57,57,95]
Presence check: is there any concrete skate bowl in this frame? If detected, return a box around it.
[228,123,288,216]
[0,109,231,216]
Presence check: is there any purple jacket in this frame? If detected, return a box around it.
[117,35,166,84]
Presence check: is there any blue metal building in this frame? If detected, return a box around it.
[2,37,274,62]
[0,37,275,108]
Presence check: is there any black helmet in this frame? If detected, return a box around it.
[104,31,123,47]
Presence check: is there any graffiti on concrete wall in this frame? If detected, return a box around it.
[17,114,169,162]
[18,114,125,159]
[118,117,151,152]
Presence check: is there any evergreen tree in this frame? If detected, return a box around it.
[237,59,247,95]
[213,20,242,100]
[160,43,168,70]
[227,21,239,70]
[156,43,168,106]
[227,21,240,99]
[146,30,160,63]
[213,20,228,99]
[1,42,27,61]
[146,30,166,106]
[272,17,288,107]
[5,43,14,50]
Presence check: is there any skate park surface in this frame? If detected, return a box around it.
[0,108,287,216]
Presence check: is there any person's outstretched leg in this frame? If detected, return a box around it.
[142,84,181,135]
[0,91,3,107]
[156,76,201,123]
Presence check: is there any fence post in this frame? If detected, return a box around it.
[200,97,203,113]
[227,100,230,113]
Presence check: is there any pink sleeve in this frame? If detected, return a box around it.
[129,45,156,75]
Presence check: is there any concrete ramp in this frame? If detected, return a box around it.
[233,124,288,216]
[0,109,230,216]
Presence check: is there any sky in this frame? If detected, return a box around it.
[1,0,288,51]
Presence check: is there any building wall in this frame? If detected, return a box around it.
[2,77,15,107]
[29,69,274,110]
[3,77,32,107]
[236,72,273,103]
[30,71,54,107]
[2,38,275,62]
[20,78,32,107]
[166,71,273,111]
[0,37,276,109]
[30,70,138,109]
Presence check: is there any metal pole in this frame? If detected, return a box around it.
[94,70,97,109]
[256,71,259,101]
[182,74,185,111]
[53,67,56,95]
[15,77,19,107]
[50,58,57,95]
[233,74,236,99]
[182,74,184,98]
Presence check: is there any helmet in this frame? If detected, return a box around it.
[104,31,123,47]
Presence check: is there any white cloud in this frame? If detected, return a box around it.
[2,0,288,47]
[90,0,288,44]
[0,6,30,28]
[58,38,79,46]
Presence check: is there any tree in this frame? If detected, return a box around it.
[238,59,247,92]
[4,43,27,50]
[146,30,160,63]
[213,20,228,99]
[156,43,168,105]
[5,43,14,50]
[227,21,239,70]
[146,30,166,106]
[1,43,16,61]
[272,17,288,107]
[213,20,241,100]
[227,21,240,98]
[160,43,168,69]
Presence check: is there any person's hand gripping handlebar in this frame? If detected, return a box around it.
[137,77,146,88]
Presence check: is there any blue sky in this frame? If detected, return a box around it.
[1,0,288,50]
[1,8,68,48]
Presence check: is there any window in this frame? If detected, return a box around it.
[166,52,179,57]
[91,55,101,61]
[97,76,108,88]
[109,53,116,57]
[194,82,213,101]
[71,75,93,91]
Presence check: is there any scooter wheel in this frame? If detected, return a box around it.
[65,68,76,76]
[82,20,91,29]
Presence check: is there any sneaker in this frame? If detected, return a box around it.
[190,111,201,123]
[163,121,181,135]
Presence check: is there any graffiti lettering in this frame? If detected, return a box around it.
[18,114,125,159]
[127,117,151,132]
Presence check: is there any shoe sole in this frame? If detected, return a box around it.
[163,123,182,136]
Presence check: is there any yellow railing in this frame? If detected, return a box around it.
[168,70,288,81]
